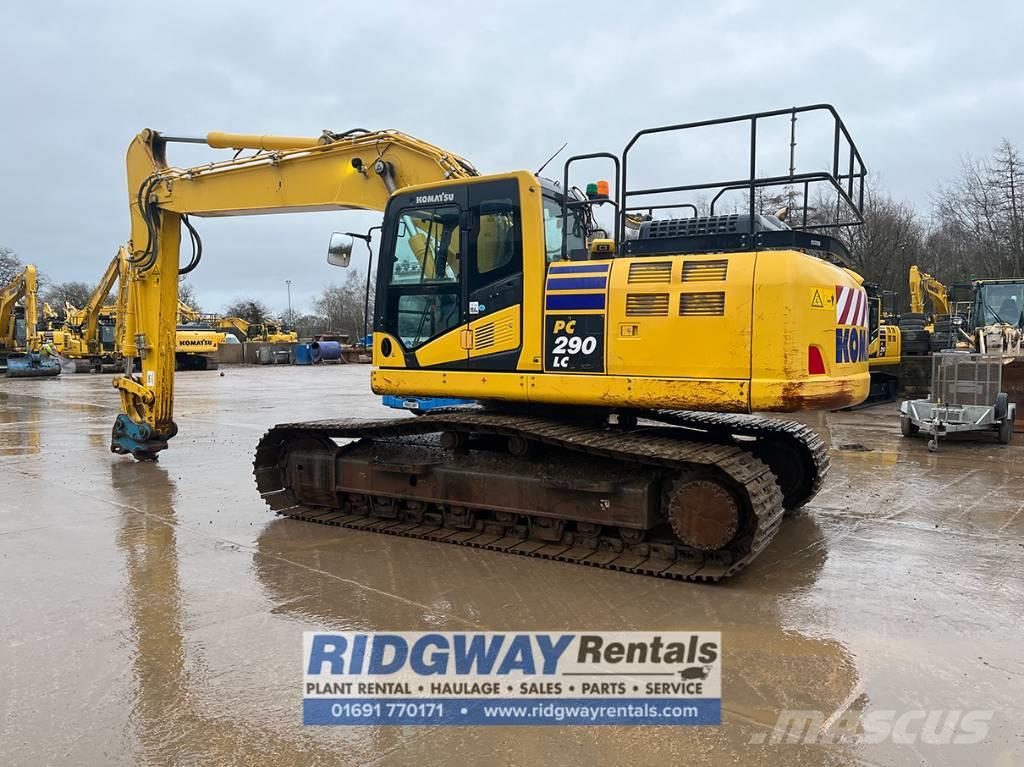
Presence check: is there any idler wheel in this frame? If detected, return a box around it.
[667,477,741,551]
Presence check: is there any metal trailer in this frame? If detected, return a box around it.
[900,352,1015,451]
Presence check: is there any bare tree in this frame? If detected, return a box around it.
[930,140,1024,281]
[178,280,202,313]
[41,281,93,310]
[312,269,374,340]
[0,246,22,285]
[990,138,1024,274]
[808,182,926,303]
[224,298,273,324]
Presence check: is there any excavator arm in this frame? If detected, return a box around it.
[908,265,950,316]
[112,128,477,459]
[177,301,201,324]
[76,248,127,346]
[0,265,39,351]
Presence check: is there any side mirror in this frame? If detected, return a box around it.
[327,232,354,267]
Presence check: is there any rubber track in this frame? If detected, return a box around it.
[645,410,829,511]
[254,412,785,582]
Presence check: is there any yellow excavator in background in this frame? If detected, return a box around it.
[211,315,298,343]
[40,302,61,332]
[901,265,951,354]
[908,264,950,318]
[42,247,128,373]
[865,282,901,401]
[110,105,869,581]
[0,264,61,378]
[174,299,225,370]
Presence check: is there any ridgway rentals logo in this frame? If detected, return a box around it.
[303,631,721,725]
[751,708,994,745]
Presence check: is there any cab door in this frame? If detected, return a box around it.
[464,178,524,371]
[377,189,468,369]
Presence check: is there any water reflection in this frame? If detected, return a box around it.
[109,462,338,764]
[254,506,863,736]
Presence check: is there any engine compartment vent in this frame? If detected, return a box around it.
[681,259,728,282]
[679,292,726,317]
[628,261,673,284]
[474,323,495,349]
[639,214,745,239]
[626,293,670,317]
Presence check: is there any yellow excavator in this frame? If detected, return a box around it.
[901,265,950,354]
[42,247,128,373]
[0,264,61,378]
[110,105,869,581]
[174,300,225,370]
[212,315,298,343]
[865,282,901,401]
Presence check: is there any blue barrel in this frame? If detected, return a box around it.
[294,343,313,365]
[310,340,342,363]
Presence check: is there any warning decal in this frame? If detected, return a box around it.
[835,285,867,326]
[810,287,835,310]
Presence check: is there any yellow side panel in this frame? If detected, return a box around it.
[372,369,750,411]
[516,176,544,371]
[175,331,223,354]
[414,326,467,368]
[750,252,870,410]
[606,253,754,380]
[469,304,520,358]
[869,326,901,368]
[373,331,406,368]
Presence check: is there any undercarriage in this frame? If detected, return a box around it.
[254,409,827,582]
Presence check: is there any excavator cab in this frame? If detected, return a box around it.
[12,306,27,348]
[373,175,527,371]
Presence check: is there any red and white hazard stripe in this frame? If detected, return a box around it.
[835,285,867,326]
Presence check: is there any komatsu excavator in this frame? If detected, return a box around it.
[174,300,225,371]
[213,316,298,343]
[902,265,951,354]
[43,247,128,372]
[111,105,868,581]
[0,264,61,377]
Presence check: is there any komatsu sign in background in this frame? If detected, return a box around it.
[303,631,721,725]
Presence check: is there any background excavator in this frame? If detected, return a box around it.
[900,265,951,354]
[865,282,901,402]
[110,105,868,581]
[209,315,298,343]
[174,300,225,371]
[41,247,128,372]
[0,264,61,378]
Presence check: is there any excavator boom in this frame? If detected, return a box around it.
[114,128,478,452]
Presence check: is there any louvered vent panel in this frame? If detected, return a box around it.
[474,323,496,349]
[626,294,670,317]
[628,261,673,284]
[679,292,725,316]
[681,259,728,282]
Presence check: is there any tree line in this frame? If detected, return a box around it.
[825,138,1023,304]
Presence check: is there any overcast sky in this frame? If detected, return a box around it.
[3,1,1022,315]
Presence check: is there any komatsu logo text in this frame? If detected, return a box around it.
[836,327,868,364]
[414,192,455,204]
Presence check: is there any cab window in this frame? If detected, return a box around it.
[542,195,587,262]
[390,206,461,285]
[396,293,461,349]
[468,179,522,291]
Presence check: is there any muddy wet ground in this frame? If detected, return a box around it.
[1,365,1021,766]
